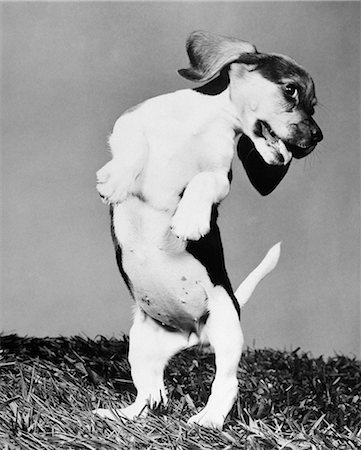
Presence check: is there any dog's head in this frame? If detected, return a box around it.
[228,52,323,165]
[179,31,323,194]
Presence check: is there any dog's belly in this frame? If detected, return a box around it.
[124,250,209,331]
[112,198,211,331]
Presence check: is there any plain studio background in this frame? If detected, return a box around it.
[0,2,360,357]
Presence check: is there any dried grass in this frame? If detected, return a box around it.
[0,335,360,449]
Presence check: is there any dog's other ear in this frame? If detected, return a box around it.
[178,31,257,82]
[237,135,290,196]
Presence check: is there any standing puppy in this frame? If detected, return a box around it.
[95,31,323,429]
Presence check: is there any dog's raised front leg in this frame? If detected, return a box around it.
[94,307,196,421]
[96,113,147,205]
[188,286,243,429]
[171,171,230,241]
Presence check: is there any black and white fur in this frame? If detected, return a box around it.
[95,31,323,429]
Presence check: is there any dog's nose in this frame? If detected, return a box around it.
[311,121,323,143]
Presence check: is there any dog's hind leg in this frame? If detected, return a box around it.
[186,244,281,428]
[188,286,243,429]
[94,307,197,421]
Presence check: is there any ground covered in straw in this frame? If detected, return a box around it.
[0,335,360,449]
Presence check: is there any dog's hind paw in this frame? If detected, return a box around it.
[93,408,119,421]
[188,407,225,429]
[93,404,148,421]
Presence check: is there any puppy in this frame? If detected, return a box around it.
[95,31,323,429]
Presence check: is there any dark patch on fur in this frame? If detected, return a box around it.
[186,206,240,318]
[228,168,233,184]
[131,191,147,203]
[195,70,230,95]
[109,206,134,296]
[236,53,316,114]
[237,134,290,196]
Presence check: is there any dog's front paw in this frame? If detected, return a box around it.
[188,406,225,429]
[96,161,131,205]
[171,203,211,241]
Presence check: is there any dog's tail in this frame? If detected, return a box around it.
[234,242,281,309]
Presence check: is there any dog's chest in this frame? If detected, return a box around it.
[138,103,235,211]
[112,198,211,331]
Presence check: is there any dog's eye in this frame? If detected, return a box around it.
[284,84,298,100]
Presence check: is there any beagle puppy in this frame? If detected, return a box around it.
[95,31,323,429]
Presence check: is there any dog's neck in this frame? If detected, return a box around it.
[192,85,243,136]
[193,73,256,136]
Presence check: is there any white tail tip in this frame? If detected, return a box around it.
[261,241,282,274]
[235,241,281,309]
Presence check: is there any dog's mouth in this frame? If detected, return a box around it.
[256,120,279,147]
[285,141,316,159]
[256,120,316,161]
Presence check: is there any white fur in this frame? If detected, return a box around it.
[228,68,293,165]
[95,50,288,429]
[94,240,280,428]
[97,89,239,221]
[189,285,244,428]
[110,198,212,329]
[235,241,281,308]
[96,73,293,231]
[171,170,230,240]
[94,307,198,421]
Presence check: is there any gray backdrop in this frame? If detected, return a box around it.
[1,1,360,356]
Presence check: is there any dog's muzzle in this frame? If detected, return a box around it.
[285,118,323,159]
[255,118,323,160]
[238,118,323,196]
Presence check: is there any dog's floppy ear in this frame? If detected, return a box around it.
[237,135,290,196]
[233,52,268,66]
[178,31,257,82]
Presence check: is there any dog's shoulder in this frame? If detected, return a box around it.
[142,89,210,114]
[122,89,218,122]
